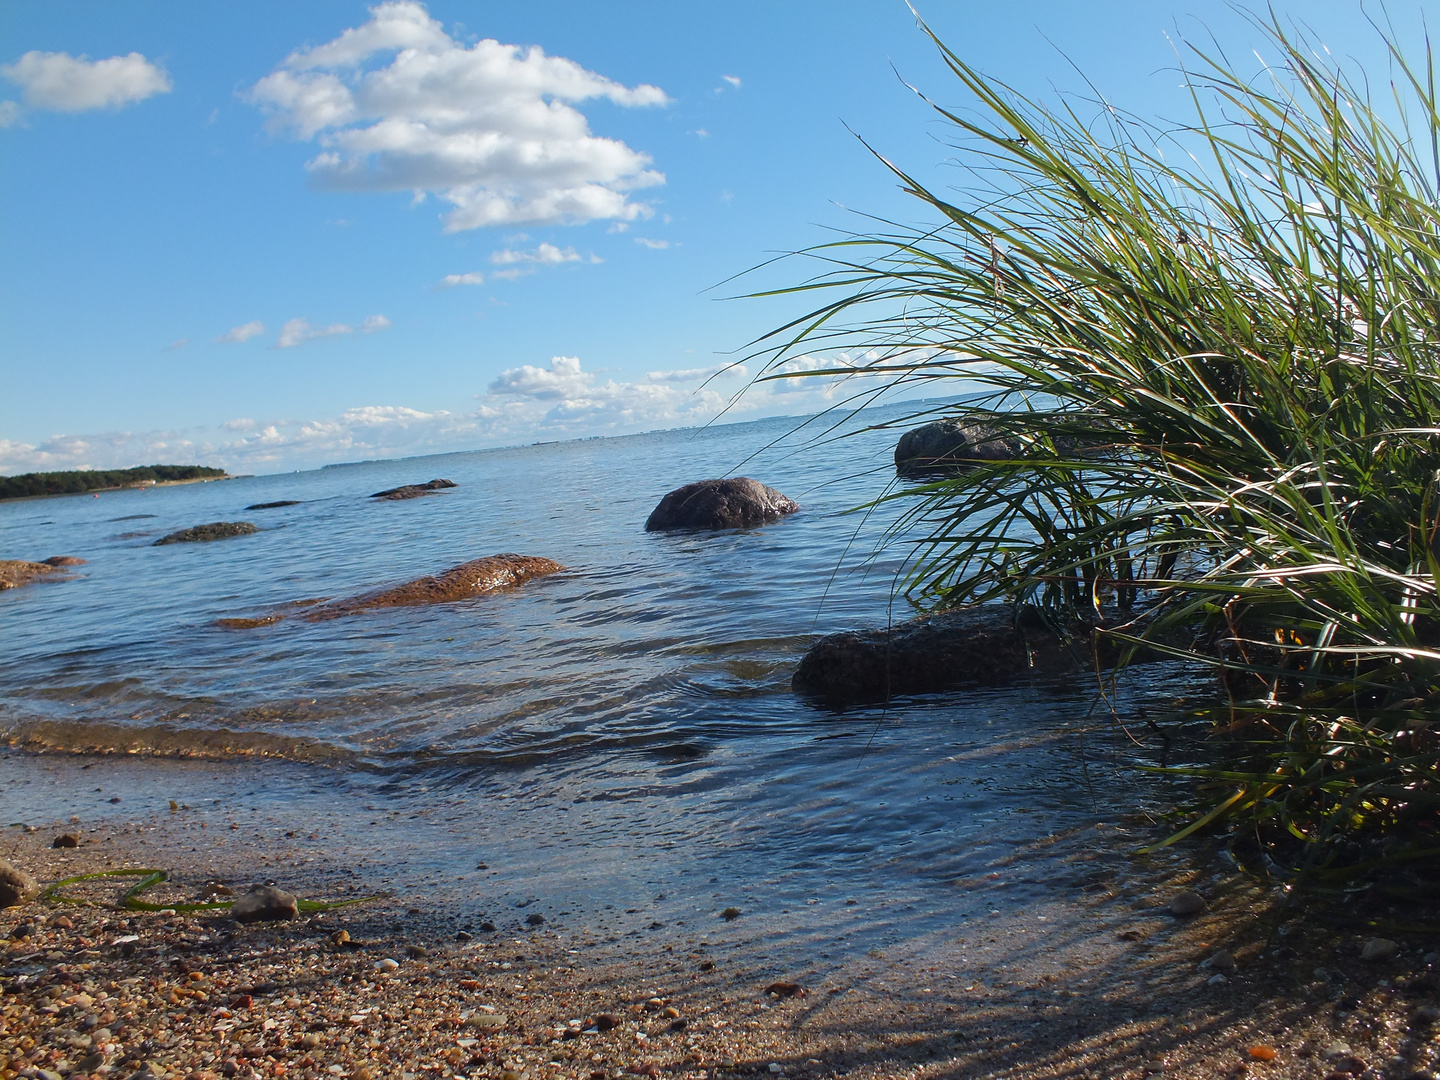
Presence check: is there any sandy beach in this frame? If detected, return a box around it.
[4,755,1438,1080]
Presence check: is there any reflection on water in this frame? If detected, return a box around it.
[0,403,1201,940]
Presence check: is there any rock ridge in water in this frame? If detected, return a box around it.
[0,559,81,590]
[216,554,565,628]
[894,419,1021,477]
[370,479,457,501]
[645,478,799,531]
[792,607,1083,704]
[154,521,259,545]
[246,500,301,510]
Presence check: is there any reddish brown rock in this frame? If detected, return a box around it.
[41,555,87,566]
[644,478,798,531]
[0,560,64,590]
[307,554,564,619]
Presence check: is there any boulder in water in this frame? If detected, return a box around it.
[154,522,259,545]
[0,858,38,907]
[894,419,1020,476]
[792,607,1084,704]
[42,555,87,566]
[371,479,457,501]
[645,478,799,531]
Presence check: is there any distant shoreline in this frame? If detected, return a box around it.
[0,468,238,503]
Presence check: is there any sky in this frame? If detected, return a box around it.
[1,0,1433,475]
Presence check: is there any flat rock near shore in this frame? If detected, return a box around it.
[370,478,457,501]
[793,607,1089,704]
[0,559,81,590]
[154,521,259,546]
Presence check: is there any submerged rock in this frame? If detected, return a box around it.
[232,885,299,923]
[645,478,799,531]
[154,521,259,545]
[370,479,457,501]
[792,607,1080,704]
[0,858,39,907]
[220,554,565,627]
[245,500,301,510]
[41,555,87,566]
[894,419,1020,476]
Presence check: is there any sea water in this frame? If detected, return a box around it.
[0,402,1196,950]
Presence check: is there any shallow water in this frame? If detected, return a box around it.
[0,403,1200,940]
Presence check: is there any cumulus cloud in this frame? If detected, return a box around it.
[1,51,170,113]
[439,271,485,287]
[0,353,894,476]
[218,320,266,343]
[720,75,741,88]
[248,0,669,230]
[0,101,21,127]
[361,314,391,332]
[633,237,669,250]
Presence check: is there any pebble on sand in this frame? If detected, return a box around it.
[0,857,39,907]
[51,833,79,849]
[1361,937,1400,962]
[721,906,742,921]
[231,884,299,923]
[1168,890,1207,917]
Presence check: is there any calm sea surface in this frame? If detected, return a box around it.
[0,404,1197,944]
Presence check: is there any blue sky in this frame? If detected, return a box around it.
[0,0,1430,474]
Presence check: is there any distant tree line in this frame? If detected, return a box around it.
[0,465,227,500]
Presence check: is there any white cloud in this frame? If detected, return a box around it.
[490,242,582,265]
[0,354,896,476]
[248,0,669,230]
[163,338,190,352]
[634,237,669,250]
[490,268,532,282]
[218,320,266,343]
[0,101,21,127]
[439,271,485,287]
[277,317,352,348]
[721,75,741,88]
[274,314,389,348]
[1,51,170,113]
[488,354,591,399]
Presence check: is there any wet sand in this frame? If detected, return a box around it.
[5,758,1439,1080]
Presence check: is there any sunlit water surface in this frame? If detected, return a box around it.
[0,405,1199,945]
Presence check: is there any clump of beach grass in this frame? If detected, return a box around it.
[751,11,1440,879]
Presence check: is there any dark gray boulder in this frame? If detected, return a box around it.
[645,478,799,531]
[154,521,258,545]
[894,419,1020,476]
[245,501,301,510]
[792,607,1085,704]
[0,858,38,907]
[371,479,457,500]
[232,884,299,923]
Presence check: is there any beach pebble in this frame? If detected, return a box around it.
[232,885,299,923]
[0,858,39,907]
[526,912,546,926]
[1207,973,1229,987]
[1413,1005,1440,1028]
[465,1012,508,1029]
[593,1012,623,1031]
[52,833,79,849]
[73,1052,106,1072]
[404,943,427,957]
[1169,891,1206,917]
[1207,949,1237,972]
[1324,1042,1354,1060]
[1361,937,1399,962]
[765,982,806,998]
[300,1032,321,1048]
[721,907,741,921]
[330,929,351,946]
